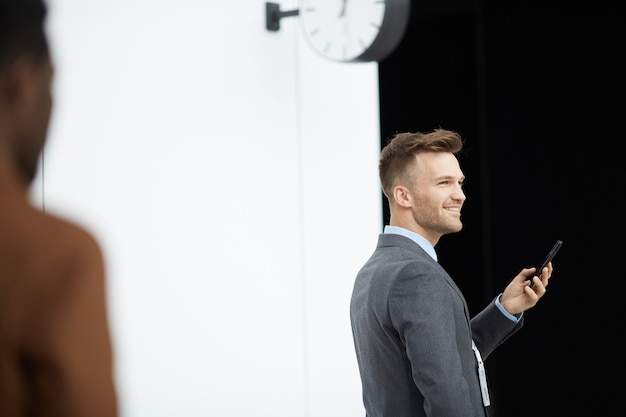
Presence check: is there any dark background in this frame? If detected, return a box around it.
[378,0,624,415]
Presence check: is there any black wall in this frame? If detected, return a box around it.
[378,1,624,415]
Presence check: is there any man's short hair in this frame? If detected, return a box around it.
[0,0,49,68]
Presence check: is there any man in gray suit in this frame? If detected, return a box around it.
[350,129,554,417]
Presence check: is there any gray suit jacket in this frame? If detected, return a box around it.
[350,233,523,417]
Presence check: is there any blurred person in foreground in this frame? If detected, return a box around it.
[0,0,118,415]
[350,128,555,417]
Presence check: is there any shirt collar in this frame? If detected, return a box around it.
[383,225,438,262]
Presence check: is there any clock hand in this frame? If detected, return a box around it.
[338,0,347,18]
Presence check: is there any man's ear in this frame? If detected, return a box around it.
[0,57,39,117]
[392,185,413,208]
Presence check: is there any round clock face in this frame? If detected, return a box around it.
[299,0,390,63]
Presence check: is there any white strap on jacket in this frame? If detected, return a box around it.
[471,340,491,407]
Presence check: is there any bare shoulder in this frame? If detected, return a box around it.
[0,203,106,316]
[1,203,104,276]
[35,209,103,262]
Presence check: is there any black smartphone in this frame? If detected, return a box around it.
[530,240,563,283]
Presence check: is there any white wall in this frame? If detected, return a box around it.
[35,1,382,416]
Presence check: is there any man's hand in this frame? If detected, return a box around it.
[499,263,554,315]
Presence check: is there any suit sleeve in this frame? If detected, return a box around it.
[470,296,524,360]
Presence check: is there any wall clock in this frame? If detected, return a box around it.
[266,0,411,63]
